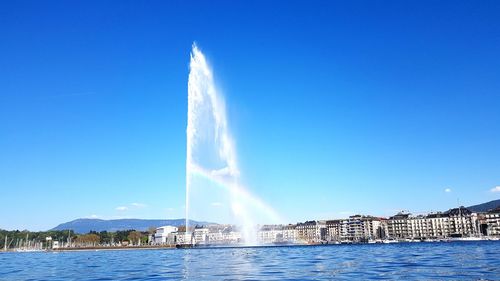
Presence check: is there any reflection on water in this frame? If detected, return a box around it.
[0,241,499,280]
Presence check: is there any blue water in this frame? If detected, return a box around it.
[1,242,499,280]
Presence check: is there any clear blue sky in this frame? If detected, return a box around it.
[1,1,499,231]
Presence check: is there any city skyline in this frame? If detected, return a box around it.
[1,1,500,231]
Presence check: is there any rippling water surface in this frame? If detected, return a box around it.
[1,241,499,280]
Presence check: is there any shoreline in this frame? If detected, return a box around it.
[52,245,176,252]
[3,239,499,253]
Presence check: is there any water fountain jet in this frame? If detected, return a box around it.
[185,43,281,246]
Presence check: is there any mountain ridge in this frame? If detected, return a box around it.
[51,218,214,233]
[467,199,500,213]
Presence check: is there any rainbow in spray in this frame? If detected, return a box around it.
[186,43,282,245]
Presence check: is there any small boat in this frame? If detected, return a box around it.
[450,236,485,242]
[382,239,398,244]
[175,244,194,249]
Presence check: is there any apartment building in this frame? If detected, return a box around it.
[387,207,479,239]
[480,207,500,236]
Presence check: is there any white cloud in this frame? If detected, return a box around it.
[491,186,500,193]
[116,206,128,211]
[444,188,452,193]
[211,202,222,207]
[88,214,100,219]
[131,202,147,208]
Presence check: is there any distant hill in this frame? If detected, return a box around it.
[467,199,500,213]
[51,218,214,234]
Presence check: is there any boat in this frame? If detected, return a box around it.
[175,244,194,249]
[450,236,486,242]
[382,238,398,244]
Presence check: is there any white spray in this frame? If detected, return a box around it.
[186,43,281,245]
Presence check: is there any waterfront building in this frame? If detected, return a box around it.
[326,216,387,242]
[193,227,209,245]
[347,215,365,241]
[325,219,343,242]
[257,224,299,244]
[258,225,282,244]
[446,207,479,237]
[318,220,328,241]
[257,224,296,243]
[174,232,192,244]
[481,207,500,236]
[153,206,497,246]
[167,232,177,244]
[296,221,324,243]
[296,221,315,242]
[365,216,387,240]
[221,228,241,243]
[202,225,241,244]
[387,207,480,239]
[207,231,223,243]
[295,220,328,242]
[282,224,298,242]
[387,212,411,239]
[154,226,178,244]
[425,212,451,238]
[407,215,430,238]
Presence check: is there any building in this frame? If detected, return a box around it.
[193,227,210,245]
[257,224,298,244]
[480,207,500,236]
[387,212,411,239]
[387,207,480,239]
[152,205,498,246]
[325,220,343,242]
[425,212,449,238]
[221,228,241,243]
[203,225,241,244]
[446,207,479,237]
[282,224,298,243]
[258,225,282,244]
[296,221,325,243]
[174,232,193,244]
[326,216,387,242]
[154,226,178,244]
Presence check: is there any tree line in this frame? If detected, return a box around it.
[0,228,156,249]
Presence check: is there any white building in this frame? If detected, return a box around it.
[204,225,241,244]
[257,224,299,244]
[258,225,283,244]
[326,216,386,242]
[282,224,298,243]
[387,207,480,239]
[154,226,178,244]
[193,227,210,245]
[481,207,500,236]
[174,232,193,244]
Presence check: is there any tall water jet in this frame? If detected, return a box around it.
[186,43,281,245]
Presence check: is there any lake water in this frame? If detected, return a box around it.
[1,241,499,280]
